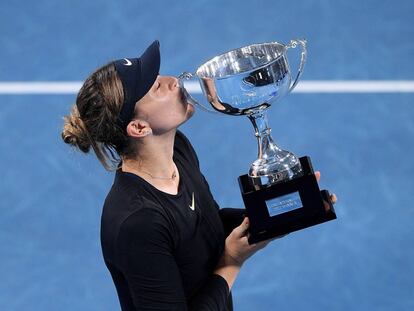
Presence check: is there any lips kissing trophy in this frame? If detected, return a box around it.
[179,39,336,243]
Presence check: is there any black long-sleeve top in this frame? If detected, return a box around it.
[100,131,245,310]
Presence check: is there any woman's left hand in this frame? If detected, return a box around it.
[314,171,337,211]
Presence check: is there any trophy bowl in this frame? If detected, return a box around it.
[179,39,307,185]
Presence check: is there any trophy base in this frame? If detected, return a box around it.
[238,156,337,244]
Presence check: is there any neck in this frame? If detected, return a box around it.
[121,129,177,178]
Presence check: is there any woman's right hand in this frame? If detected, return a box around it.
[214,217,274,289]
[221,217,271,267]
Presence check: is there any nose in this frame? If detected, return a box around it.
[158,75,179,90]
[169,76,179,90]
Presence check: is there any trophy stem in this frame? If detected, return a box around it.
[248,110,303,185]
[248,110,281,160]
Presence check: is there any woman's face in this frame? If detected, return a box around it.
[135,75,194,135]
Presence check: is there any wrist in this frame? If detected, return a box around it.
[217,251,243,269]
[213,254,242,291]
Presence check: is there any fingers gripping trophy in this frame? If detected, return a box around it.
[179,39,336,244]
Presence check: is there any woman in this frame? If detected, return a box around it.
[62,40,337,310]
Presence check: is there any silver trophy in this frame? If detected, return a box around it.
[179,39,336,243]
[179,39,306,185]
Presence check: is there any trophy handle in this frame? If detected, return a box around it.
[286,39,307,92]
[178,72,220,114]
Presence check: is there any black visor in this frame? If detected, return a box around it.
[114,40,160,130]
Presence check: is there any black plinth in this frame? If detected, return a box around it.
[238,156,337,244]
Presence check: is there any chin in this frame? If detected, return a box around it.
[187,103,195,116]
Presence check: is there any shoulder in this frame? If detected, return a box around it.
[174,130,200,168]
[104,190,170,233]
[121,197,170,230]
[102,185,174,248]
[117,199,174,253]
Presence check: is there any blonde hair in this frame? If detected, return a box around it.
[61,62,137,170]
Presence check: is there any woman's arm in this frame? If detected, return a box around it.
[214,217,270,290]
[117,208,231,310]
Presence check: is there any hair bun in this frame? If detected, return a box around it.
[61,105,91,153]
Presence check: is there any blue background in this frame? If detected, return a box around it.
[1,0,413,310]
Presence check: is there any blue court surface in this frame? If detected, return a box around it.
[1,1,413,310]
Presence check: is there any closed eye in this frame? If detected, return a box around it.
[152,81,160,91]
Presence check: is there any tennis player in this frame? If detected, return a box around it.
[62,40,337,310]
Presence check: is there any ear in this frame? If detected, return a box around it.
[126,119,152,138]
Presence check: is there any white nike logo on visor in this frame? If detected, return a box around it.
[123,58,132,66]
